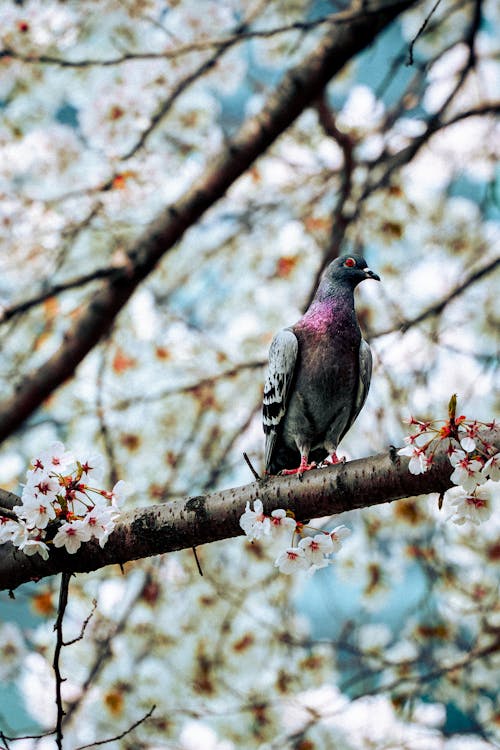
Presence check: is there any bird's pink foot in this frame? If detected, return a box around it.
[321,452,346,466]
[280,457,317,476]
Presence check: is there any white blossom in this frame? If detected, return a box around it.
[460,436,476,453]
[19,536,50,560]
[52,520,92,554]
[449,450,486,493]
[83,504,117,548]
[269,508,296,536]
[397,444,431,474]
[274,546,309,575]
[39,442,74,472]
[482,452,500,482]
[448,488,492,526]
[239,499,271,541]
[298,533,334,565]
[109,479,130,508]
[15,491,57,529]
[330,525,352,552]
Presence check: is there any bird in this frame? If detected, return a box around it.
[263,254,380,475]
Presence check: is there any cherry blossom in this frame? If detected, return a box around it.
[83,504,119,548]
[274,546,309,575]
[459,436,476,453]
[482,452,500,482]
[18,536,50,560]
[78,451,105,482]
[448,488,492,526]
[270,508,297,535]
[0,443,125,559]
[108,479,131,508]
[298,533,335,565]
[0,517,25,545]
[449,450,485,493]
[52,519,92,554]
[397,444,431,474]
[15,490,57,529]
[239,499,271,541]
[330,525,352,551]
[39,442,74,472]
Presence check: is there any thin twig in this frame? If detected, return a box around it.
[243,451,261,481]
[371,255,500,338]
[63,599,97,647]
[192,547,204,576]
[406,0,443,65]
[74,704,156,750]
[53,572,72,750]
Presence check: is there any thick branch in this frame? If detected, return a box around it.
[2,429,497,592]
[0,0,415,445]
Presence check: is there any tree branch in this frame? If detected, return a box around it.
[0,0,416,445]
[1,428,497,592]
[370,255,500,338]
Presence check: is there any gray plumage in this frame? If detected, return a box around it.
[263,254,380,474]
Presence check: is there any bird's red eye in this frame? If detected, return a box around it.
[345,257,356,268]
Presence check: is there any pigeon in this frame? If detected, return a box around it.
[263,254,380,475]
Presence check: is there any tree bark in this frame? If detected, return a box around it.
[0,0,416,444]
[2,429,496,592]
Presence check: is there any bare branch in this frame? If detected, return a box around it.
[0,0,416,446]
[1,428,497,592]
[406,0,444,65]
[53,572,71,750]
[0,265,128,324]
[74,705,156,750]
[63,599,97,647]
[370,255,500,338]
[0,7,400,69]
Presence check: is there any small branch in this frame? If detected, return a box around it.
[63,599,97,647]
[0,10,366,69]
[371,256,500,338]
[0,266,127,324]
[406,0,443,65]
[53,572,71,750]
[243,451,261,481]
[192,547,204,576]
[74,704,156,750]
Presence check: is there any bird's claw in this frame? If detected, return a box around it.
[320,452,346,467]
[280,461,317,477]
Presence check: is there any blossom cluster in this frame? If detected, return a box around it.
[239,499,350,575]
[0,442,127,560]
[398,396,498,526]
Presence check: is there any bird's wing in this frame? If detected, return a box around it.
[339,337,372,443]
[263,328,298,471]
[353,337,372,424]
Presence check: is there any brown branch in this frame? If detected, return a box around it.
[1,428,497,592]
[0,265,127,324]
[0,0,416,446]
[53,572,71,750]
[370,255,500,338]
[406,0,443,65]
[0,7,404,69]
[74,705,156,750]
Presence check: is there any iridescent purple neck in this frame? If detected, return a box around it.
[300,290,356,334]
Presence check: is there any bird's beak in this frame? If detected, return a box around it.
[363,267,380,281]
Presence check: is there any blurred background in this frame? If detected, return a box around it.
[0,0,498,747]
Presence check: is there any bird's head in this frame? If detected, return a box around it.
[323,254,380,288]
